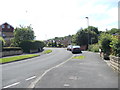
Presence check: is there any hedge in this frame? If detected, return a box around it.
[19,40,45,53]
[2,47,22,51]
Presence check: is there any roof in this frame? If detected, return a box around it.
[0,22,14,29]
[0,22,14,32]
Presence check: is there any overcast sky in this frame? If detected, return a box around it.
[0,0,118,40]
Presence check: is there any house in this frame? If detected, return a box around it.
[0,22,14,46]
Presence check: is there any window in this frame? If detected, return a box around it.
[7,25,10,29]
[2,25,5,28]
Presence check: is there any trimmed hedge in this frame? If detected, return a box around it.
[20,40,45,53]
[2,47,22,51]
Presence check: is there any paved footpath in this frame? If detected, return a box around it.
[35,51,118,88]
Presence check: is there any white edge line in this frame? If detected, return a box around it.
[28,55,74,88]
[3,82,20,89]
[26,76,36,81]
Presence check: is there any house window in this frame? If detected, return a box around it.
[7,25,10,29]
[2,25,5,28]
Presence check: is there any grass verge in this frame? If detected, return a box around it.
[43,49,52,54]
[72,55,85,59]
[0,54,39,64]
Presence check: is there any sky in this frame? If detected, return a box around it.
[0,0,119,40]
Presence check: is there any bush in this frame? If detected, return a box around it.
[99,33,112,55]
[20,40,45,53]
[2,47,22,51]
[88,44,99,52]
[0,37,5,47]
[110,35,120,57]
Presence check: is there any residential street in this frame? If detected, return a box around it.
[2,48,118,89]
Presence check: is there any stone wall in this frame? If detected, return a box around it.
[110,55,120,73]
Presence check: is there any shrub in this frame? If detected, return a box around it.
[20,40,45,53]
[110,35,120,57]
[0,37,5,47]
[2,47,22,51]
[88,44,99,52]
[99,33,112,55]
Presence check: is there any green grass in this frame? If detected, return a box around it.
[43,49,52,54]
[0,54,39,63]
[72,55,85,59]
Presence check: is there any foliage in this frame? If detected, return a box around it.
[57,43,64,47]
[110,35,120,57]
[99,33,112,54]
[0,36,5,46]
[0,54,39,63]
[72,28,98,46]
[11,25,35,46]
[2,47,22,51]
[88,26,99,34]
[19,40,45,53]
[88,44,99,52]
[106,28,120,35]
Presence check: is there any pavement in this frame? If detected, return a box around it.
[35,51,118,88]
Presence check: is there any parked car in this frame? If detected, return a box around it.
[71,46,82,54]
[67,45,72,51]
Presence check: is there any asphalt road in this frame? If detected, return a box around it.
[1,48,118,89]
[35,51,118,88]
[2,48,72,89]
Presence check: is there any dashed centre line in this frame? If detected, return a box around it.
[26,76,36,81]
[3,82,20,88]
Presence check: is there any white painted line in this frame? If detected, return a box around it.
[3,82,20,88]
[64,84,70,87]
[26,76,36,81]
[28,55,74,88]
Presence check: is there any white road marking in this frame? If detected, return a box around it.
[64,84,70,87]
[3,82,20,88]
[26,76,36,81]
[28,55,74,88]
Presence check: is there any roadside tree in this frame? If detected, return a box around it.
[11,25,35,46]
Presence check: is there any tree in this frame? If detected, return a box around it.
[72,28,98,46]
[106,28,120,35]
[88,26,99,34]
[12,25,35,46]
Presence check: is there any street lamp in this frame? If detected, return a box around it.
[85,17,89,46]
[85,17,89,27]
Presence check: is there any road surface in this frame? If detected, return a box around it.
[2,48,118,89]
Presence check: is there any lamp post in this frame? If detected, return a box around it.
[85,17,89,46]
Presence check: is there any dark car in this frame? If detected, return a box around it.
[67,45,72,51]
[71,46,82,54]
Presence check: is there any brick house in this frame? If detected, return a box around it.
[0,22,14,46]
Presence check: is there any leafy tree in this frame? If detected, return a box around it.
[107,28,120,35]
[12,25,35,46]
[72,28,98,46]
[88,26,99,34]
